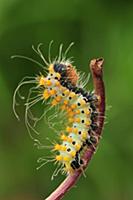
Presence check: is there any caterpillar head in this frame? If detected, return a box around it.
[53,63,79,86]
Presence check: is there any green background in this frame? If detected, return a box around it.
[0,0,133,200]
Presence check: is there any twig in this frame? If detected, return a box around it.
[45,58,105,200]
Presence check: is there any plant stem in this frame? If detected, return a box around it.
[45,58,105,200]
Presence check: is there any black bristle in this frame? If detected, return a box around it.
[86,139,92,146]
[90,102,96,111]
[70,160,80,169]
[90,136,97,144]
[80,159,84,165]
[90,123,98,131]
[91,111,98,121]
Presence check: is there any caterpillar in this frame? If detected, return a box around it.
[13,43,99,179]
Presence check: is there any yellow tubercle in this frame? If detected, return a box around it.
[60,134,73,143]
[75,144,81,151]
[75,110,80,114]
[60,134,67,141]
[71,104,77,110]
[39,76,46,86]
[46,80,52,86]
[70,151,76,157]
[79,99,86,106]
[67,111,75,117]
[69,92,76,98]
[55,81,60,87]
[54,144,61,151]
[55,155,62,161]
[81,132,87,139]
[84,108,91,115]
[73,127,78,134]
[67,137,73,143]
[63,156,71,162]
[85,120,91,126]
[49,89,56,96]
[68,118,74,123]
[48,64,54,73]
[51,99,58,106]
[43,90,50,100]
[64,89,70,95]
[55,96,62,102]
[61,145,67,151]
[60,86,66,92]
[64,100,69,105]
[66,126,72,133]
[75,118,81,123]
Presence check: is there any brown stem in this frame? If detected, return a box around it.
[90,58,105,136]
[45,58,105,200]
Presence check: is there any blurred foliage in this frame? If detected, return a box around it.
[0,0,133,200]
